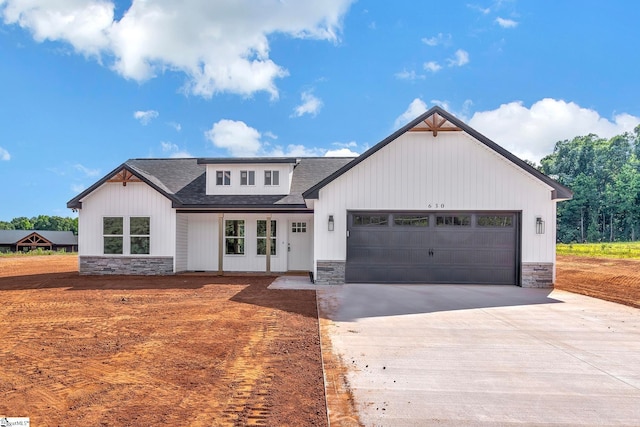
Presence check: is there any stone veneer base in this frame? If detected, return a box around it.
[315,260,346,285]
[521,262,554,288]
[315,260,554,288]
[80,256,174,275]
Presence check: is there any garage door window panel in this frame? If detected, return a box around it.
[353,214,389,226]
[436,215,471,226]
[477,215,513,227]
[393,215,429,227]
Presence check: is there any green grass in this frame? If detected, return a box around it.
[557,241,640,259]
[0,248,77,257]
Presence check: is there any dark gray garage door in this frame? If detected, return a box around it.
[346,212,519,284]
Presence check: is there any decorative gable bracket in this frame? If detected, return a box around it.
[107,168,142,186]
[408,112,462,137]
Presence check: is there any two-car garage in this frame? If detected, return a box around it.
[346,211,520,285]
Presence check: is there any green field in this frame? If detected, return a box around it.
[557,241,640,259]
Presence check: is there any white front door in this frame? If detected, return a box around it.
[288,220,312,271]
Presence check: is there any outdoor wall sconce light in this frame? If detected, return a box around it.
[536,216,545,234]
[328,215,335,231]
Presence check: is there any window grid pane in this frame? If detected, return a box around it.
[130,237,150,254]
[130,217,150,235]
[104,236,123,254]
[291,222,307,233]
[225,220,245,255]
[103,217,123,235]
[257,220,277,255]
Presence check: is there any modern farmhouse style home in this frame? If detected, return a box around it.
[68,107,572,287]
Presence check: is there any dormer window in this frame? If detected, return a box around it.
[264,170,279,186]
[240,170,255,186]
[216,170,231,186]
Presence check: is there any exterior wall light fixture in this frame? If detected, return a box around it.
[328,215,335,231]
[536,216,545,234]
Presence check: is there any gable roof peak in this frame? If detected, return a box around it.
[302,105,572,201]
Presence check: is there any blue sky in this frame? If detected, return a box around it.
[1,0,639,221]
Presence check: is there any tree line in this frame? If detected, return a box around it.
[540,125,640,243]
[0,215,78,235]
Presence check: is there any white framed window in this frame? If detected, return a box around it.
[257,220,277,255]
[291,222,306,233]
[103,217,123,254]
[225,220,245,255]
[216,170,231,186]
[103,216,150,255]
[240,170,255,186]
[264,170,280,186]
[130,217,150,254]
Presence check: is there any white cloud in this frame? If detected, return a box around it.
[1,0,353,98]
[205,119,263,157]
[160,141,192,158]
[423,61,442,72]
[71,183,86,193]
[0,146,10,161]
[0,0,113,57]
[292,90,323,117]
[168,121,182,132]
[447,49,469,67]
[133,109,159,125]
[204,119,362,157]
[395,69,425,80]
[394,98,428,129]
[421,33,451,47]
[495,17,518,28]
[469,98,640,162]
[468,4,491,15]
[325,147,358,157]
[74,163,100,177]
[271,144,325,157]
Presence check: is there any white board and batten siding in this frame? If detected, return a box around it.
[313,131,558,270]
[77,182,176,257]
[180,212,313,272]
[175,214,189,271]
[204,164,294,196]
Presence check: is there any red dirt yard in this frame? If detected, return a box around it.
[555,255,640,309]
[0,256,327,426]
[2,254,638,426]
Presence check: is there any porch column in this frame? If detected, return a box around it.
[218,213,224,274]
[265,214,272,274]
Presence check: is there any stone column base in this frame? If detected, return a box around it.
[521,263,554,288]
[315,260,346,285]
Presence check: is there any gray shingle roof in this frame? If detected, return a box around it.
[67,157,355,210]
[0,230,78,245]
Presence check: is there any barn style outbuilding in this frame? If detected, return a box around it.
[68,107,572,287]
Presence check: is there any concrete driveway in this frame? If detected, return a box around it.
[317,284,640,426]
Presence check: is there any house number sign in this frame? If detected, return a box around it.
[427,203,445,208]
